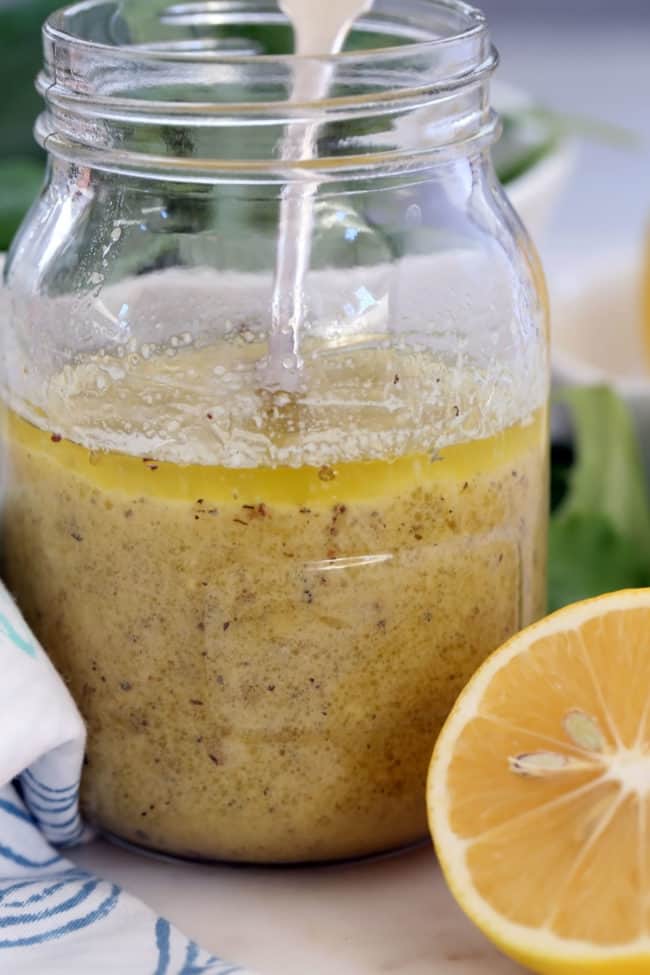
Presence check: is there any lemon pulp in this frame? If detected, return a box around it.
[429,591,650,975]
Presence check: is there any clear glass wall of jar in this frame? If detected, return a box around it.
[1,0,549,863]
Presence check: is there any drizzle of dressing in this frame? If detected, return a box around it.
[265,0,374,391]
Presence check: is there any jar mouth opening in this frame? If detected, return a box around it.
[38,0,498,179]
[45,0,488,70]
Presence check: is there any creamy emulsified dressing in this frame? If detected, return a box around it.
[1,339,547,863]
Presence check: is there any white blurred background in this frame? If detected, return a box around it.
[483,0,650,281]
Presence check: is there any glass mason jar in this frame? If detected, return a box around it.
[1,0,548,863]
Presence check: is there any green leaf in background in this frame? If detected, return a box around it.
[549,513,649,611]
[557,387,650,547]
[0,160,45,252]
[494,106,638,187]
[0,0,60,160]
[549,387,650,612]
[0,0,58,252]
[493,111,560,186]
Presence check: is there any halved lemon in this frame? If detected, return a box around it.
[428,589,650,975]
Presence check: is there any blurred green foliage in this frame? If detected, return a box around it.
[0,0,60,250]
[0,160,46,251]
[549,387,650,611]
[0,0,59,159]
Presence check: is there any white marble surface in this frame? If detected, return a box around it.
[69,840,522,974]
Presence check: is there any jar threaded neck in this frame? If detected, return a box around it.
[38,0,499,181]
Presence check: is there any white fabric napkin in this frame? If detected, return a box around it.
[0,580,251,974]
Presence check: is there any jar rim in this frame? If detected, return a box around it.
[37,0,498,180]
[44,0,488,70]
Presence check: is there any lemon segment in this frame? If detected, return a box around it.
[428,589,650,975]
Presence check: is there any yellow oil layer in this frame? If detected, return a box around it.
[1,406,548,863]
[5,406,545,506]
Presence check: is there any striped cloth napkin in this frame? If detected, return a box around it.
[0,580,250,974]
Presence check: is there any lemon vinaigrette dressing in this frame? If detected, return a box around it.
[3,0,550,864]
[1,339,547,862]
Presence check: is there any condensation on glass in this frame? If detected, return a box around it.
[1,0,549,863]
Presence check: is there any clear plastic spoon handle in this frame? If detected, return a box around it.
[265,0,374,392]
[279,0,374,57]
